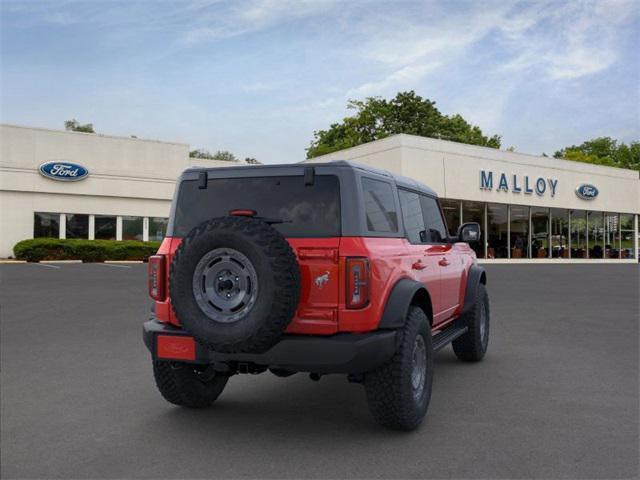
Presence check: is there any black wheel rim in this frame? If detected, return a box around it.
[192,247,259,323]
[411,335,427,401]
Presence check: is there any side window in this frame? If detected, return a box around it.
[398,189,426,244]
[361,178,398,233]
[420,196,448,243]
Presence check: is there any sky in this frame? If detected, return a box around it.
[1,0,639,164]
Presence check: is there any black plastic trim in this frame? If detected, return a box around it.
[143,319,397,374]
[378,278,430,329]
[461,264,486,315]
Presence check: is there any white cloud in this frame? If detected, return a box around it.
[359,6,512,67]
[183,0,341,44]
[499,0,637,80]
[347,63,440,97]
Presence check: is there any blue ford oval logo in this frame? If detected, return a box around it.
[39,161,89,182]
[575,184,598,200]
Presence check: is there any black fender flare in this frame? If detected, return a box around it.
[461,264,487,315]
[378,278,433,330]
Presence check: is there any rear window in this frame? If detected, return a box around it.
[172,175,341,237]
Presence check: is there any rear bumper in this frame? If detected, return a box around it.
[143,319,396,374]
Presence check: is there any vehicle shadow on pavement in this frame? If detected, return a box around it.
[143,350,467,437]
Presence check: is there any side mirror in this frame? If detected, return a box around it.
[458,222,481,243]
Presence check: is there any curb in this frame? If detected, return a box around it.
[104,260,144,264]
[40,260,83,264]
[477,259,638,264]
[0,259,27,264]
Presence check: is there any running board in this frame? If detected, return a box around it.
[432,323,468,351]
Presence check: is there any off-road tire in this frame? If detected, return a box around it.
[153,361,228,408]
[169,216,300,354]
[452,283,489,362]
[364,306,433,430]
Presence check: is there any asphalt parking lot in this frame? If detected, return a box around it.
[1,263,638,479]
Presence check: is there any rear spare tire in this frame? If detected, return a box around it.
[169,216,300,353]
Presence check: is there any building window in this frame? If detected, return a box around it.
[66,214,89,239]
[441,199,461,236]
[604,213,619,259]
[531,207,550,259]
[571,210,587,258]
[420,196,447,243]
[551,209,569,258]
[122,216,143,241]
[588,211,604,258]
[34,212,59,238]
[510,205,529,259]
[149,217,168,241]
[620,214,635,259]
[462,201,484,258]
[95,215,117,240]
[398,189,425,244]
[487,203,508,259]
[361,178,398,233]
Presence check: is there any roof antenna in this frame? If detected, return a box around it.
[304,166,315,186]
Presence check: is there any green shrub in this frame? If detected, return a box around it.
[13,238,161,262]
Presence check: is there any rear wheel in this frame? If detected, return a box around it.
[153,361,228,408]
[364,306,433,430]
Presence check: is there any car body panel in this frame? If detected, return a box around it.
[152,161,479,337]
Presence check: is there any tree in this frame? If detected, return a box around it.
[189,149,239,162]
[212,150,238,162]
[306,91,501,158]
[554,137,640,172]
[64,119,94,133]
[190,149,215,159]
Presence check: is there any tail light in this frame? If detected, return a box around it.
[148,255,166,301]
[346,257,369,309]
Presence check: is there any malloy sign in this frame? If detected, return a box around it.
[480,170,558,197]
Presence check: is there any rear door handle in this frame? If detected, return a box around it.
[438,258,450,267]
[412,260,426,271]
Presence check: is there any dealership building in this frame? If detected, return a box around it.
[1,124,638,262]
[0,124,237,258]
[305,134,639,263]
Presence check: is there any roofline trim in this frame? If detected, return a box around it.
[0,123,189,147]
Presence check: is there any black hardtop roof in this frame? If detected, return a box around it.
[185,160,437,197]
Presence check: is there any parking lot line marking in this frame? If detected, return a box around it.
[97,263,132,269]
[35,263,61,269]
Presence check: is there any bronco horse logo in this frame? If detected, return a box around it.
[314,271,330,289]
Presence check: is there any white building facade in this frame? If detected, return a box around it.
[306,134,639,263]
[1,126,638,262]
[0,124,238,258]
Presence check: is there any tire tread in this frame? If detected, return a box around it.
[152,361,228,408]
[169,216,300,353]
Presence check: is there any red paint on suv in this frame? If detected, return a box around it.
[144,161,490,430]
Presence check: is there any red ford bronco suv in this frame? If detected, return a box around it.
[144,161,489,430]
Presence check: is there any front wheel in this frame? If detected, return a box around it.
[152,361,229,408]
[452,283,490,362]
[364,306,433,430]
